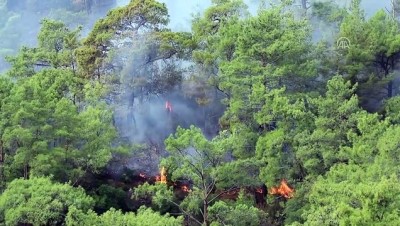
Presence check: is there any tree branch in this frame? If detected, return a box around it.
[166,198,203,225]
[205,178,217,199]
[208,186,239,204]
[176,147,204,178]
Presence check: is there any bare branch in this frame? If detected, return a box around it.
[208,186,239,204]
[216,214,228,226]
[166,198,203,226]
[176,147,204,178]
[205,179,217,199]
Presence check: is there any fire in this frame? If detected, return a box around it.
[269,179,294,199]
[256,188,263,194]
[165,101,172,112]
[157,166,167,184]
[181,185,191,192]
[227,189,238,196]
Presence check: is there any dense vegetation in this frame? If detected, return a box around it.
[1,0,400,225]
[0,0,116,72]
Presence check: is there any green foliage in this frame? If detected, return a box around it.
[192,0,248,66]
[214,2,318,144]
[339,5,400,101]
[77,0,169,77]
[5,19,81,77]
[0,177,94,226]
[225,5,316,90]
[384,96,400,123]
[2,1,400,226]
[300,164,400,226]
[157,126,263,224]
[0,17,118,185]
[133,182,174,210]
[92,185,126,213]
[312,1,348,23]
[165,125,262,187]
[295,76,360,177]
[208,200,264,226]
[0,0,94,72]
[38,19,75,52]
[66,206,182,226]
[1,68,116,183]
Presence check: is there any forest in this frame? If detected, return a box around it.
[1,0,400,225]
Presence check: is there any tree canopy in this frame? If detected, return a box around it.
[1,0,400,225]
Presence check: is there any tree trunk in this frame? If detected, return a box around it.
[388,80,393,98]
[0,140,4,162]
[203,200,209,226]
[96,66,101,80]
[24,164,29,180]
[203,106,207,132]
[0,140,3,163]
[72,61,76,75]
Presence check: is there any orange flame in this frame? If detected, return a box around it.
[181,185,191,192]
[227,189,238,195]
[165,101,172,112]
[157,167,167,184]
[269,179,294,199]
